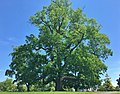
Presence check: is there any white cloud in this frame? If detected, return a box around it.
[0,37,17,45]
[7,37,16,43]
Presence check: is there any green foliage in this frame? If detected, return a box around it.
[6,0,112,91]
[103,74,114,91]
[0,78,17,92]
[98,74,114,91]
[115,86,120,91]
[116,75,120,87]
[5,42,47,91]
[16,84,27,92]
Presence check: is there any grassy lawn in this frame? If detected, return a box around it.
[0,92,101,94]
[0,92,120,94]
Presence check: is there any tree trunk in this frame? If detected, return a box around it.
[42,78,45,91]
[74,71,77,91]
[55,77,62,91]
[74,86,77,92]
[26,83,30,92]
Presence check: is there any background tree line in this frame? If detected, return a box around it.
[1,76,119,92]
[0,78,55,92]
[5,0,113,92]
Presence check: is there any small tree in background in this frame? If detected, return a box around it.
[99,74,114,91]
[116,74,120,88]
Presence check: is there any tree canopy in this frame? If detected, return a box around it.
[6,0,112,91]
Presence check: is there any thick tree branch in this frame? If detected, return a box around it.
[70,34,84,54]
[58,17,64,33]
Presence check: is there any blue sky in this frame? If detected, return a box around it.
[0,0,120,86]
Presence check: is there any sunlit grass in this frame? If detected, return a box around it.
[0,92,120,94]
[0,92,101,94]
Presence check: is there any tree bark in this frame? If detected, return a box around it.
[26,83,30,92]
[55,76,62,91]
[74,85,78,91]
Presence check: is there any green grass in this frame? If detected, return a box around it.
[0,92,120,94]
[0,92,101,94]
